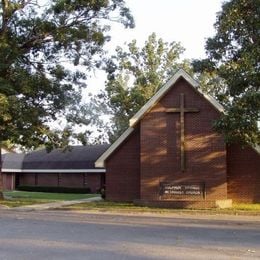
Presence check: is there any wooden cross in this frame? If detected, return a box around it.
[165,93,199,172]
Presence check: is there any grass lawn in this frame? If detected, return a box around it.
[60,201,171,213]
[62,201,260,215]
[1,191,259,214]
[0,191,99,208]
[232,203,260,211]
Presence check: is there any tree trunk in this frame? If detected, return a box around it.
[0,148,5,200]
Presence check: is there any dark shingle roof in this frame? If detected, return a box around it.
[2,153,24,170]
[2,145,109,171]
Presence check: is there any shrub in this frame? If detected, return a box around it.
[17,186,91,194]
[100,185,106,199]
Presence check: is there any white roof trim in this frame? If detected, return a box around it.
[2,169,106,173]
[95,127,135,168]
[2,169,23,173]
[253,145,260,155]
[130,69,224,127]
[95,69,226,167]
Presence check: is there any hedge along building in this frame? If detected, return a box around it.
[95,69,260,208]
[2,145,109,192]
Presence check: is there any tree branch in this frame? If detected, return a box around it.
[1,0,33,35]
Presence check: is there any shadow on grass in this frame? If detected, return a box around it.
[0,191,100,208]
[60,201,260,216]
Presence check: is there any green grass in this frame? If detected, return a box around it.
[0,191,99,208]
[1,191,260,213]
[63,201,260,215]
[0,199,52,208]
[232,203,260,211]
[62,201,198,213]
[4,191,98,201]
[64,201,164,212]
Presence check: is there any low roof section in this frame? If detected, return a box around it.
[2,145,109,173]
[2,153,24,171]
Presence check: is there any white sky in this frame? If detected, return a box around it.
[86,0,224,94]
[109,0,223,59]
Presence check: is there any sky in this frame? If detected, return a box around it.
[87,0,224,94]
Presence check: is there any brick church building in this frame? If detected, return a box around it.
[2,145,108,193]
[96,69,260,208]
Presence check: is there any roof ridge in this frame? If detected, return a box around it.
[129,68,224,127]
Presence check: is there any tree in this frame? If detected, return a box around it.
[193,0,260,145]
[0,0,134,199]
[86,33,190,142]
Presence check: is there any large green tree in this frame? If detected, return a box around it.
[0,0,133,198]
[193,0,260,145]
[86,33,190,142]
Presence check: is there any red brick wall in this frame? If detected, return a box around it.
[59,173,83,188]
[38,173,59,187]
[86,173,103,193]
[2,173,15,190]
[60,172,103,191]
[227,144,260,203]
[18,172,103,191]
[106,127,140,201]
[19,173,36,186]
[140,78,227,201]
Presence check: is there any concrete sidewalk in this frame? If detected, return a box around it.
[11,196,102,211]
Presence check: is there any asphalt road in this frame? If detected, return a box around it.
[0,210,259,260]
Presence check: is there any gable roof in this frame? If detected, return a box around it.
[1,148,15,154]
[2,153,24,170]
[95,69,225,167]
[129,69,224,127]
[253,145,260,154]
[2,145,109,173]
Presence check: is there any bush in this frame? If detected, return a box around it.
[100,185,106,199]
[17,186,91,194]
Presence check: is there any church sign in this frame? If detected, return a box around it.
[159,182,205,198]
